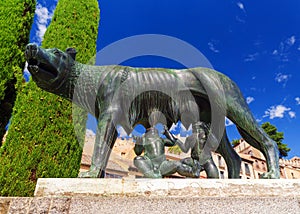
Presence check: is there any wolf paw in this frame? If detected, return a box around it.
[260,169,280,179]
[78,168,104,178]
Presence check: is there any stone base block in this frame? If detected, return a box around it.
[34,178,300,197]
[0,179,299,213]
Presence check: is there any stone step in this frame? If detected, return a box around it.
[0,179,299,213]
[1,196,299,214]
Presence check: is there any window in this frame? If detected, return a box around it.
[245,163,250,175]
[291,172,295,179]
[220,171,224,179]
[255,160,259,169]
[218,155,223,167]
[262,162,266,170]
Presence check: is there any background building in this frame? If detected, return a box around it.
[81,134,300,179]
[230,139,300,179]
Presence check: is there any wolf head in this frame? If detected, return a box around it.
[25,43,77,93]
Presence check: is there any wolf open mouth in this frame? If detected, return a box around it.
[28,59,58,79]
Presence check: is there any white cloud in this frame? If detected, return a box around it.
[235,2,246,23]
[273,35,297,62]
[235,16,246,23]
[286,35,296,46]
[86,129,96,137]
[35,4,54,43]
[116,125,129,138]
[263,105,291,119]
[275,73,290,82]
[295,97,300,105]
[169,122,180,132]
[256,118,262,123]
[225,118,234,126]
[237,2,246,12]
[180,123,191,131]
[244,52,259,62]
[24,61,29,73]
[23,62,31,81]
[289,111,296,118]
[275,73,291,87]
[180,123,192,137]
[246,96,255,104]
[208,41,220,53]
[272,50,278,55]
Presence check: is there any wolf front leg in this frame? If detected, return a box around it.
[79,115,118,178]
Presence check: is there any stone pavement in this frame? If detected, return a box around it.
[1,196,299,214]
[0,178,299,213]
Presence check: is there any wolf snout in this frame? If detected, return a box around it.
[25,43,39,60]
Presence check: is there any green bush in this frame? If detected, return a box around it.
[0,0,36,145]
[0,0,100,196]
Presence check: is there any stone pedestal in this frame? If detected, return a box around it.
[34,178,300,197]
[0,179,299,213]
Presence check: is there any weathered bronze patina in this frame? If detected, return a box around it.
[24,43,280,179]
[165,122,219,178]
[133,127,178,178]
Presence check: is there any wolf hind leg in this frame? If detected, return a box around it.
[237,127,280,179]
[216,131,241,178]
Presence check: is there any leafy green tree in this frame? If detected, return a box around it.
[0,0,100,196]
[0,0,36,145]
[231,139,240,147]
[168,145,182,155]
[261,122,291,158]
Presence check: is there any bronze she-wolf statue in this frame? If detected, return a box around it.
[24,43,280,179]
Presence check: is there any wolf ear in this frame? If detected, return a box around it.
[66,47,77,60]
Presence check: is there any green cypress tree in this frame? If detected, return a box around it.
[0,0,100,196]
[0,0,36,145]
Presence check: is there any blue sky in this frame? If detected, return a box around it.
[29,0,300,158]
